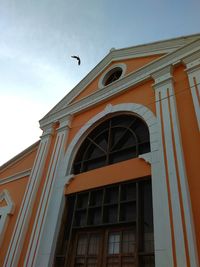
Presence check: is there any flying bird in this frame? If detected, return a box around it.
[71,55,81,65]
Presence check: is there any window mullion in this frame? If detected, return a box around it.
[64,195,78,267]
[106,120,112,164]
[136,182,142,267]
[87,137,107,154]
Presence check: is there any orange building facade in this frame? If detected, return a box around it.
[0,34,200,267]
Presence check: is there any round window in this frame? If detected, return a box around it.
[98,63,127,89]
[103,67,123,86]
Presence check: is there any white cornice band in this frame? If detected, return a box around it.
[41,34,200,118]
[40,38,200,129]
[0,169,31,185]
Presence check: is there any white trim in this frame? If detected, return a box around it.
[40,37,200,128]
[169,83,199,267]
[139,152,152,164]
[184,55,200,130]
[153,92,174,266]
[25,116,72,267]
[0,169,31,185]
[153,67,199,267]
[98,63,127,89]
[40,34,200,119]
[64,103,159,174]
[3,125,53,267]
[36,103,174,267]
[0,190,15,247]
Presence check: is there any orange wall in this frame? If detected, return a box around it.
[66,79,155,149]
[0,146,38,179]
[71,55,162,103]
[66,157,151,194]
[0,177,28,266]
[1,54,200,266]
[17,129,59,266]
[173,65,200,258]
[0,146,38,266]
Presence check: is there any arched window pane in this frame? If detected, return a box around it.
[72,115,150,174]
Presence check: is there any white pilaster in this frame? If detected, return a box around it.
[152,66,199,267]
[63,103,174,267]
[24,115,72,267]
[183,53,200,130]
[3,124,54,267]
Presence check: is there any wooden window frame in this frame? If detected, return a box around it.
[73,115,150,174]
[54,178,155,267]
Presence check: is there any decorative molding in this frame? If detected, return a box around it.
[98,63,127,89]
[152,65,173,88]
[0,169,31,185]
[183,52,200,130]
[40,38,200,129]
[61,103,173,267]
[57,115,73,133]
[183,50,200,72]
[3,127,53,267]
[152,69,199,267]
[139,152,152,164]
[64,103,159,175]
[40,34,200,120]
[25,116,72,267]
[0,141,39,172]
[40,122,55,138]
[0,190,15,247]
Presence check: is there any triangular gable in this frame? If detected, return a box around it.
[41,33,200,123]
[70,54,163,103]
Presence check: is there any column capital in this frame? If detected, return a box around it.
[40,123,54,139]
[152,65,174,89]
[183,50,200,74]
[57,114,73,133]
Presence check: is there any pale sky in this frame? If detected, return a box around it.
[0,0,200,166]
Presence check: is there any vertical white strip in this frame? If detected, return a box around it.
[186,67,200,130]
[160,86,187,266]
[151,92,174,267]
[3,128,53,267]
[169,87,199,267]
[24,117,71,267]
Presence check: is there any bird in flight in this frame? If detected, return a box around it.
[71,55,81,65]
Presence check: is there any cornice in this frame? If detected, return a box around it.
[57,114,73,133]
[152,65,174,89]
[0,169,31,185]
[0,141,39,171]
[42,34,200,119]
[182,50,200,73]
[40,37,200,128]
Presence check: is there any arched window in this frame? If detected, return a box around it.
[73,114,150,174]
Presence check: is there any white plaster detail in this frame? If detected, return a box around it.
[54,103,173,267]
[139,152,152,164]
[104,103,113,113]
[25,116,72,267]
[153,66,199,267]
[3,124,54,267]
[0,190,15,247]
[183,53,200,130]
[98,63,127,89]
[40,36,200,129]
[0,169,31,185]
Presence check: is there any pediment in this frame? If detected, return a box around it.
[40,33,200,127]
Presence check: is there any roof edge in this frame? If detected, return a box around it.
[0,140,40,172]
[41,33,200,122]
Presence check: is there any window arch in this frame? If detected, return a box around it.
[73,114,150,174]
